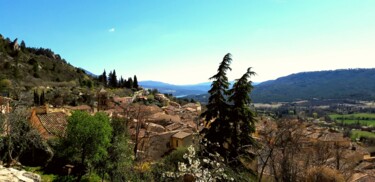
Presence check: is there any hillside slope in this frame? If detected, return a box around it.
[0,34,96,91]
[252,69,375,103]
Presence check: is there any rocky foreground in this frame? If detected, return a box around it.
[0,165,41,182]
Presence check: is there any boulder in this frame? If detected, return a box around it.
[0,165,41,182]
[169,101,181,108]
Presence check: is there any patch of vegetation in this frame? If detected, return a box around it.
[329,113,375,126]
[24,166,57,182]
[350,130,375,140]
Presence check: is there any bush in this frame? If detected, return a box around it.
[53,175,76,182]
[151,147,188,181]
[81,173,101,182]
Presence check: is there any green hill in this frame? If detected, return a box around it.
[184,69,375,103]
[252,69,375,103]
[0,34,97,94]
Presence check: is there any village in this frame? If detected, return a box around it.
[2,87,375,181]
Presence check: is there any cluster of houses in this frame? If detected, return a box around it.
[1,88,201,161]
[254,118,375,181]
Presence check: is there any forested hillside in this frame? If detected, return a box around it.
[252,69,375,102]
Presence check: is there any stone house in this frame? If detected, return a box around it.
[171,131,193,149]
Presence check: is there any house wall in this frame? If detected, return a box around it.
[171,135,194,149]
[182,135,193,147]
[171,137,180,149]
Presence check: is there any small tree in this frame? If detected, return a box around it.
[60,111,112,180]
[0,107,44,166]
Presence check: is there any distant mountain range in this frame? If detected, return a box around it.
[251,68,375,103]
[180,69,375,103]
[139,81,213,97]
[139,80,260,98]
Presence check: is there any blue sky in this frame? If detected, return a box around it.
[1,0,375,84]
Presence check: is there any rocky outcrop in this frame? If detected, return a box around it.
[0,165,41,182]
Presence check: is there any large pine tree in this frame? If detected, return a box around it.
[227,67,257,164]
[201,53,257,166]
[201,53,232,160]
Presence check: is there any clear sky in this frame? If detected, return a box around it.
[1,0,374,84]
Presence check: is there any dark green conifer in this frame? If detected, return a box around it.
[133,75,139,89]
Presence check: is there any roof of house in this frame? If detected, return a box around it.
[69,105,92,111]
[172,131,192,139]
[166,123,183,131]
[99,88,107,93]
[319,132,346,142]
[37,112,67,137]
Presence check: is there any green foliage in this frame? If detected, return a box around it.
[81,173,101,182]
[60,111,112,178]
[329,113,375,127]
[351,130,375,140]
[201,53,257,167]
[0,34,99,88]
[152,147,188,181]
[108,70,118,88]
[133,75,139,89]
[0,107,44,163]
[0,79,11,92]
[99,117,134,181]
[227,68,257,163]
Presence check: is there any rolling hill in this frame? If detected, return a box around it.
[183,69,375,103]
[0,34,97,91]
[251,69,375,103]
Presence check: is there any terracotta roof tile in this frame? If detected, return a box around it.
[37,112,67,137]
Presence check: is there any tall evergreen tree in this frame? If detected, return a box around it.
[33,90,39,105]
[111,70,118,88]
[201,53,232,160]
[20,40,26,51]
[40,90,45,105]
[201,53,257,167]
[227,67,257,164]
[133,75,139,89]
[108,71,113,87]
[126,77,133,89]
[119,76,125,88]
[99,70,107,87]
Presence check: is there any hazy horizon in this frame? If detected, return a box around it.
[1,0,374,84]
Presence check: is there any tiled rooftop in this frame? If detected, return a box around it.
[37,112,67,137]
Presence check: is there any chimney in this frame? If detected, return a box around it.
[45,103,49,114]
[6,100,9,113]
